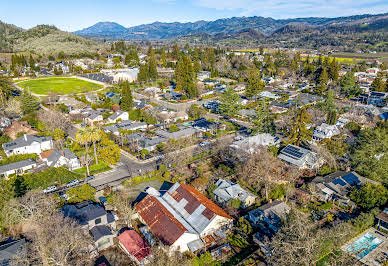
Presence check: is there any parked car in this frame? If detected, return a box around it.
[60,194,70,201]
[43,186,57,194]
[66,179,79,187]
[86,175,95,182]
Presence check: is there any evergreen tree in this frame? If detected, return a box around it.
[147,45,158,80]
[175,54,197,98]
[120,81,133,111]
[245,68,264,98]
[328,58,339,82]
[340,71,361,97]
[21,90,40,114]
[172,44,179,60]
[138,64,149,83]
[371,72,386,92]
[160,48,167,67]
[327,110,337,125]
[219,87,240,117]
[288,107,312,146]
[253,99,274,134]
[29,55,35,68]
[193,60,202,74]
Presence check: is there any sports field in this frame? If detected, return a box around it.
[17,77,103,95]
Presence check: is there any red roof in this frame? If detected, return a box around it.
[135,195,187,246]
[118,230,150,262]
[180,184,233,219]
[40,149,54,159]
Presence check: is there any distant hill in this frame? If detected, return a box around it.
[0,23,106,55]
[74,13,388,40]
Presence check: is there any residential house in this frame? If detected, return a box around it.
[103,121,148,136]
[0,116,11,131]
[311,171,377,206]
[3,121,38,140]
[118,230,150,264]
[213,179,257,208]
[133,99,152,110]
[156,110,189,124]
[259,91,280,100]
[377,208,388,231]
[191,118,218,132]
[108,110,129,123]
[0,158,37,178]
[197,71,211,81]
[135,183,233,253]
[163,91,183,101]
[312,123,340,141]
[155,127,199,140]
[237,109,256,118]
[62,201,116,251]
[86,111,104,125]
[355,91,388,107]
[2,135,53,157]
[127,133,166,152]
[247,200,290,233]
[278,144,323,169]
[40,149,81,170]
[85,93,99,103]
[230,134,280,155]
[0,238,26,265]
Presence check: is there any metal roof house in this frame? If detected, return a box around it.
[278,144,323,169]
[103,120,147,136]
[118,230,150,264]
[312,123,341,141]
[0,158,37,178]
[213,180,257,208]
[135,183,233,253]
[2,134,53,157]
[0,238,26,265]
[155,127,199,140]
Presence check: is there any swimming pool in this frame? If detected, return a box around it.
[347,233,383,259]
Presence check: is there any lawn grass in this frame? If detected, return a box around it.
[17,77,103,95]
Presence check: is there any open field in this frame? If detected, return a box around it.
[17,77,103,95]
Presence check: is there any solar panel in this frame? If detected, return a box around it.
[332,178,347,187]
[282,145,304,159]
[342,173,360,186]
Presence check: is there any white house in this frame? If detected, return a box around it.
[230,134,280,154]
[312,123,340,141]
[2,135,53,157]
[107,110,129,123]
[0,159,37,178]
[40,149,81,170]
[136,183,233,253]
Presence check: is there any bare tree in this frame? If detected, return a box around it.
[146,246,193,266]
[38,109,72,132]
[2,191,93,265]
[238,147,300,200]
[111,191,136,227]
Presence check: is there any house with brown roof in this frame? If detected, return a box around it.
[3,121,38,140]
[135,183,233,253]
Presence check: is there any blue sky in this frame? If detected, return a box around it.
[1,0,387,31]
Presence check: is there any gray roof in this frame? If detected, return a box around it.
[155,127,198,140]
[61,201,107,225]
[47,149,77,164]
[187,239,205,253]
[104,120,147,134]
[0,159,36,174]
[0,238,26,264]
[213,179,256,204]
[2,135,52,151]
[90,225,113,241]
[238,109,256,117]
[258,200,290,217]
[108,110,126,121]
[127,133,166,148]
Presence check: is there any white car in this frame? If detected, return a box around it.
[66,179,79,187]
[43,186,57,194]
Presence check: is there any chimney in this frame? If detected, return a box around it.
[346,167,351,172]
[24,134,27,141]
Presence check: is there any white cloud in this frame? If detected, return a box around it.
[194,0,388,18]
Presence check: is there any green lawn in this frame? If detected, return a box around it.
[18,77,103,95]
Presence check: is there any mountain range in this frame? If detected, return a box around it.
[74,13,388,40]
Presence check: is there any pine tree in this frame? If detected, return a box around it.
[21,90,40,114]
[245,68,264,98]
[172,44,179,60]
[371,72,386,92]
[138,64,149,84]
[160,48,167,67]
[327,110,337,125]
[194,60,201,73]
[288,107,312,146]
[219,87,240,117]
[147,45,158,80]
[253,99,274,134]
[328,58,339,82]
[29,55,35,68]
[175,55,197,98]
[340,71,361,97]
[120,81,133,111]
